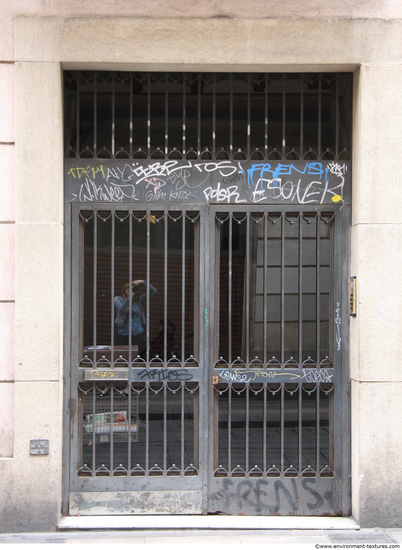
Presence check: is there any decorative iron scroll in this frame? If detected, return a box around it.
[65,159,351,205]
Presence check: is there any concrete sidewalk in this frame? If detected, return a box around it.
[0,528,402,546]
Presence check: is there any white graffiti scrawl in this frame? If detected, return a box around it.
[335,302,341,351]
[66,160,351,205]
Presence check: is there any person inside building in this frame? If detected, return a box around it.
[114,279,157,357]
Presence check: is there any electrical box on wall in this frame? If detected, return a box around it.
[30,439,49,455]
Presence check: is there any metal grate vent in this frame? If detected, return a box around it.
[329,533,398,544]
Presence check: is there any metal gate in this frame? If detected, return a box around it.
[65,194,350,516]
[67,202,206,513]
[63,71,352,516]
[206,204,349,515]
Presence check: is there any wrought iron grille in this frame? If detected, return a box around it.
[64,72,352,161]
[214,383,333,478]
[74,206,201,477]
[212,209,336,478]
[79,381,199,477]
[215,211,334,366]
[78,208,199,365]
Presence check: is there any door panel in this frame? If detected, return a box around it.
[207,207,346,516]
[69,205,206,511]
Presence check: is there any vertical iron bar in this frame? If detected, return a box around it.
[92,212,97,364]
[246,388,250,472]
[165,74,169,157]
[214,213,219,363]
[111,214,115,364]
[163,383,167,471]
[264,74,268,160]
[94,73,97,157]
[228,214,233,365]
[110,382,114,473]
[263,384,267,473]
[129,73,133,158]
[230,74,233,159]
[335,74,339,159]
[298,215,303,364]
[316,216,321,473]
[128,213,133,365]
[197,74,201,158]
[145,384,149,472]
[181,213,186,362]
[316,217,321,365]
[247,74,251,159]
[194,209,200,361]
[164,211,168,362]
[212,73,216,158]
[147,74,151,158]
[76,72,80,155]
[318,74,322,158]
[263,214,268,364]
[127,216,132,470]
[112,73,115,157]
[281,214,285,365]
[92,383,96,475]
[127,212,133,472]
[181,382,185,472]
[183,73,186,155]
[282,77,286,158]
[194,386,199,477]
[300,75,304,158]
[228,386,232,473]
[316,385,321,474]
[298,384,302,473]
[280,384,284,474]
[245,215,250,364]
[146,213,151,363]
[127,379,132,474]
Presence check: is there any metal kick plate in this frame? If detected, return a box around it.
[69,490,203,515]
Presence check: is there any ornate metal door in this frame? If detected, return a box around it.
[206,205,350,516]
[67,202,207,514]
[63,71,352,516]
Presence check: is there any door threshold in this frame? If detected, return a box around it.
[59,516,359,531]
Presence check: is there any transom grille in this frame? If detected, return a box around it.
[64,72,352,162]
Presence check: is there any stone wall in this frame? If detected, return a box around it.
[0,1,401,530]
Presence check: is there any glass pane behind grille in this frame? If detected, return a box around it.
[215,383,334,477]
[78,208,199,476]
[216,212,334,366]
[214,210,335,478]
[79,382,198,475]
[81,210,197,363]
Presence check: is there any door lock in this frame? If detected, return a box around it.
[212,374,219,385]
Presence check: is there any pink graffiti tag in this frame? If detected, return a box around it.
[145,177,166,194]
